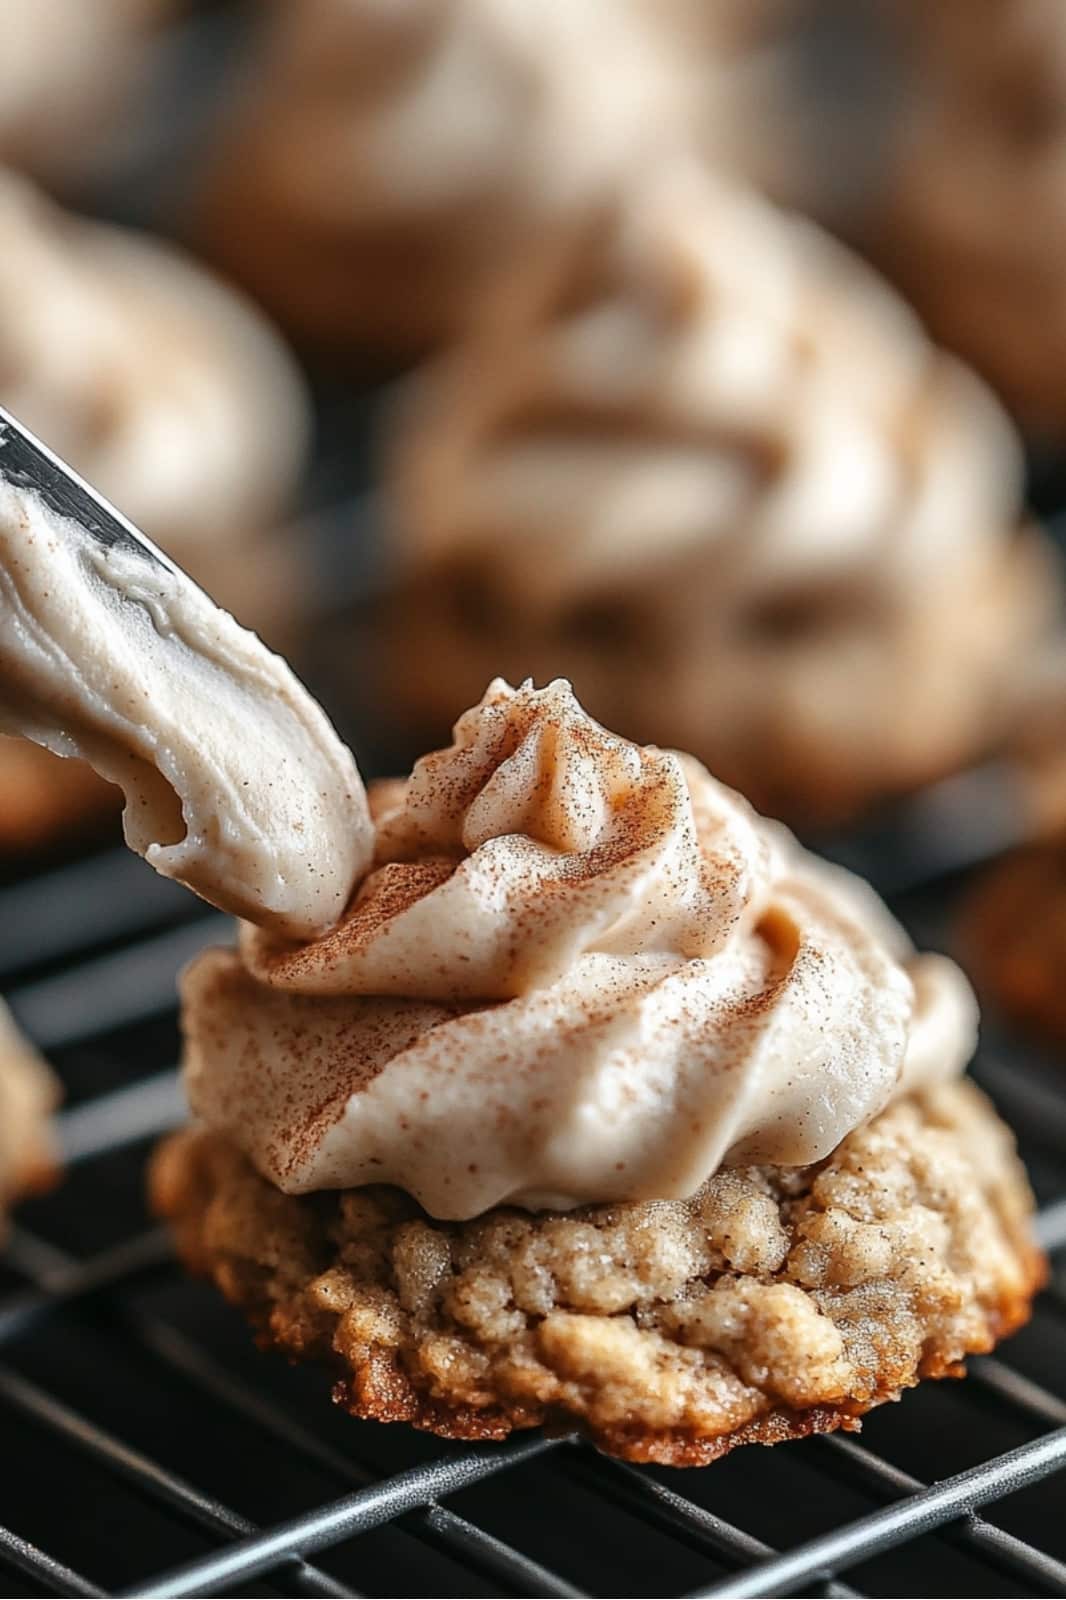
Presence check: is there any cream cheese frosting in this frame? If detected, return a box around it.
[183,678,977,1219]
[0,481,370,938]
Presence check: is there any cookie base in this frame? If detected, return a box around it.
[151,1082,1044,1465]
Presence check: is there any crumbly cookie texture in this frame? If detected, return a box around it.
[152,1082,1043,1465]
[960,839,1066,1043]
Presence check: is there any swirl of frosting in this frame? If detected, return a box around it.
[388,162,1056,825]
[185,678,977,1219]
[193,0,686,352]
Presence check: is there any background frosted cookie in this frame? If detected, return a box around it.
[0,169,310,851]
[149,679,1043,1461]
[386,164,1056,828]
[190,0,686,355]
[641,0,831,212]
[860,0,1066,437]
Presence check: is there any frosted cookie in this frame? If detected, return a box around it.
[191,0,685,354]
[147,678,1043,1461]
[386,163,1055,827]
[0,495,1037,1461]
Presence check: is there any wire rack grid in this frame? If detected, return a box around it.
[0,805,1064,1598]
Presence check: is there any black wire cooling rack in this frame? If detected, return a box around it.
[0,6,1064,1593]
[0,776,1064,1599]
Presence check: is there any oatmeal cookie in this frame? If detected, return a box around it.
[151,1082,1043,1465]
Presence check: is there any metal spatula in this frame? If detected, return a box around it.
[0,403,179,576]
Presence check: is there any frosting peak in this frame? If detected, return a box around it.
[243,678,764,1000]
[389,676,646,857]
[186,679,977,1219]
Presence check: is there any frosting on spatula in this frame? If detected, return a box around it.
[0,480,370,938]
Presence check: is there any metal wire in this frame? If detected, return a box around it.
[125,1438,562,1599]
[0,1524,104,1598]
[687,1430,1066,1599]
[2,1219,583,1600]
[561,1456,862,1598]
[1,806,1065,1596]
[8,913,226,1049]
[131,1321,583,1600]
[0,847,187,977]
[815,1433,1066,1593]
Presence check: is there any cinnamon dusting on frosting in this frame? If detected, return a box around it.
[184,679,977,1219]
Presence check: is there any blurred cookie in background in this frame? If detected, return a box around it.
[960,833,1066,1047]
[959,655,1066,1043]
[858,0,1066,439]
[0,0,172,193]
[0,999,58,1232]
[0,169,310,851]
[190,0,690,358]
[384,162,1057,830]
